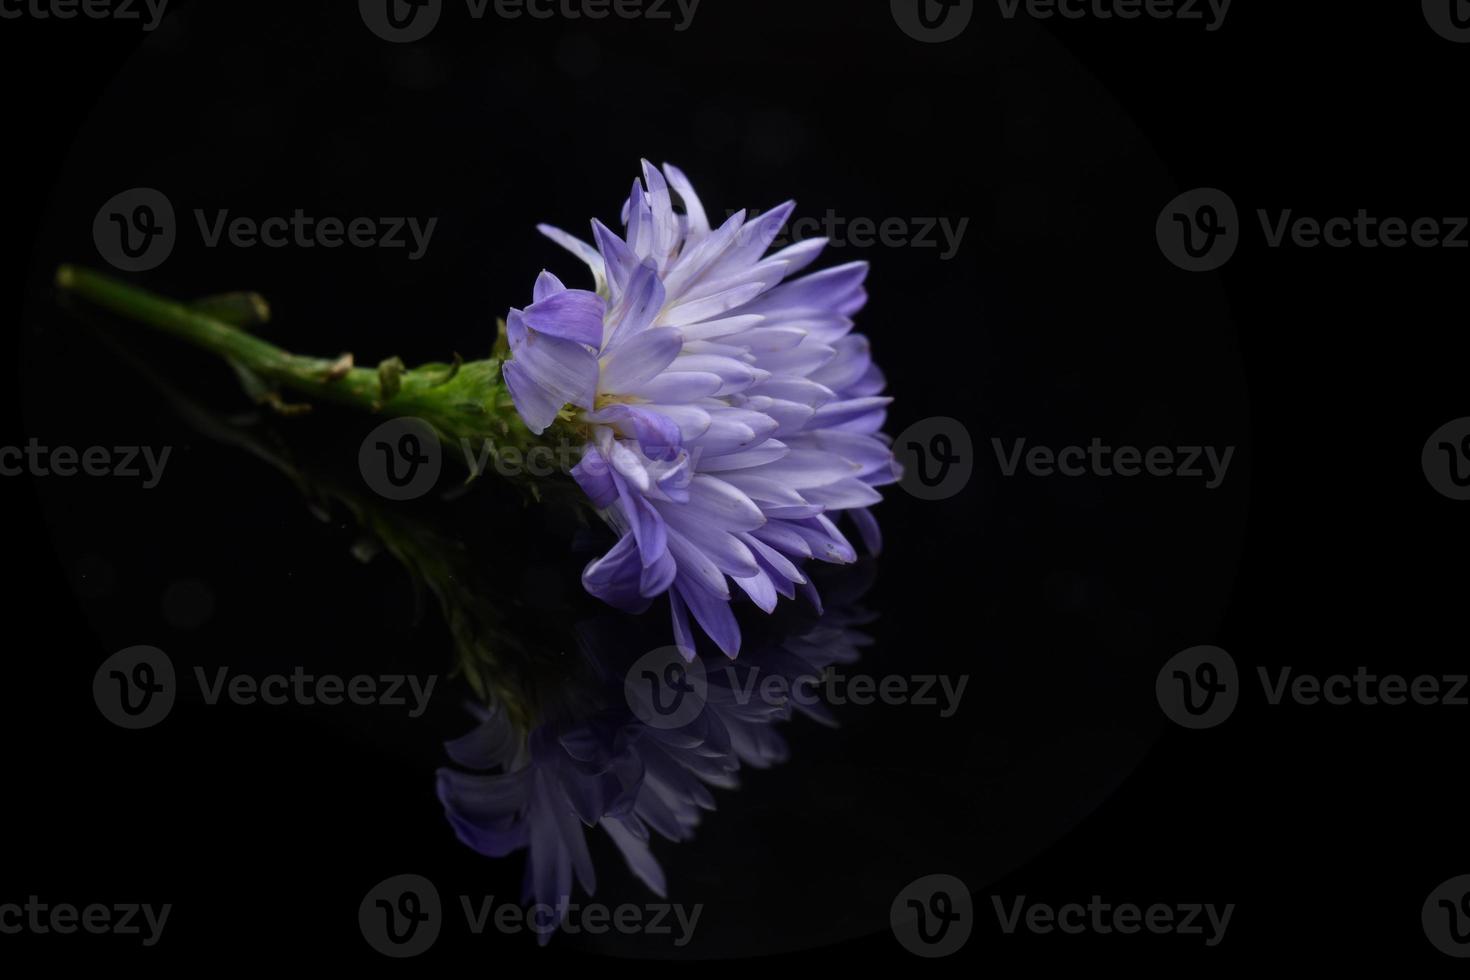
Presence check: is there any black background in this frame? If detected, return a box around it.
[0,0,1464,968]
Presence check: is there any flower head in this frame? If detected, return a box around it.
[503,162,897,657]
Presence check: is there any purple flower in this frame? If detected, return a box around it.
[503,162,898,658]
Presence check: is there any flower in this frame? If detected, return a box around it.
[502,162,897,658]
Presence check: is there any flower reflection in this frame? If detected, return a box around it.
[437,563,877,943]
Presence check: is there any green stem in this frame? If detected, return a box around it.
[56,264,388,413]
[54,265,562,480]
